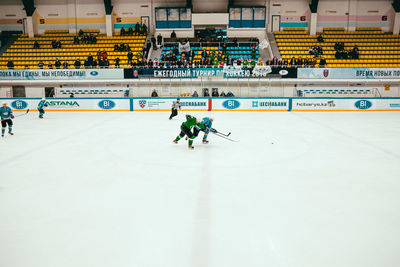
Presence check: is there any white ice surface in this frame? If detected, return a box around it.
[1,111,400,267]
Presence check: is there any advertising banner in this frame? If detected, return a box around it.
[298,68,400,79]
[212,98,289,111]
[5,98,130,111]
[0,69,124,80]
[133,98,209,111]
[292,98,400,111]
[125,67,297,79]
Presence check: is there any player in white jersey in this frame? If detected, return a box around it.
[169,98,181,120]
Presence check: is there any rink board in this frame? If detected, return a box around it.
[2,99,130,111]
[2,97,400,112]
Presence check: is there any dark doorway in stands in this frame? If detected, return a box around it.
[45,87,55,98]
[12,85,26,97]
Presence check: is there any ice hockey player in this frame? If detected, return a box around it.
[169,98,181,120]
[193,117,217,144]
[0,102,14,137]
[38,98,48,119]
[173,115,205,149]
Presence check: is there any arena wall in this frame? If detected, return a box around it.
[2,97,400,112]
[0,0,396,34]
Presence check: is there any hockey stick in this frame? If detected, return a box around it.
[214,130,231,137]
[212,132,239,142]
[14,109,30,118]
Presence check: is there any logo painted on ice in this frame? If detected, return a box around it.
[139,100,147,108]
[98,100,115,110]
[11,100,28,110]
[90,71,99,76]
[354,100,372,110]
[222,100,240,110]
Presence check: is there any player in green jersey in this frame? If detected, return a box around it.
[173,115,205,150]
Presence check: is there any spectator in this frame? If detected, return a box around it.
[115,57,120,68]
[212,89,219,97]
[38,61,44,69]
[92,59,98,69]
[319,57,327,67]
[70,93,74,98]
[7,60,14,69]
[151,89,158,97]
[170,30,176,39]
[102,50,108,60]
[84,59,90,69]
[48,63,53,69]
[99,59,104,68]
[33,41,40,49]
[226,91,234,97]
[192,91,199,97]
[157,33,163,46]
[251,46,257,59]
[127,51,134,64]
[87,54,93,65]
[62,61,69,69]
[78,29,84,36]
[351,45,359,59]
[73,36,80,44]
[203,89,210,97]
[317,34,324,42]
[55,58,61,69]
[104,58,110,68]
[96,50,101,61]
[134,23,140,34]
[141,23,147,35]
[128,27,134,36]
[120,27,126,36]
[151,36,157,49]
[220,91,226,97]
[74,59,81,69]
[51,39,61,49]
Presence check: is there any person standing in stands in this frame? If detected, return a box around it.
[55,58,61,69]
[127,51,134,65]
[169,98,181,120]
[115,57,120,68]
[63,61,69,69]
[104,58,110,68]
[84,59,90,69]
[170,30,176,39]
[251,46,257,60]
[319,57,327,67]
[157,33,163,46]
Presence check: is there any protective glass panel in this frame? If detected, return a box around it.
[229,8,241,20]
[242,8,253,20]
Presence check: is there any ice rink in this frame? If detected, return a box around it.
[1,111,400,267]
